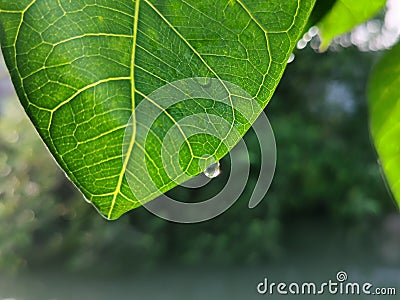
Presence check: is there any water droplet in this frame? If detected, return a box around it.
[303,32,312,42]
[297,38,307,49]
[204,161,221,178]
[308,26,319,37]
[287,53,295,63]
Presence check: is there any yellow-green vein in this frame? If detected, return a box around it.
[107,0,140,219]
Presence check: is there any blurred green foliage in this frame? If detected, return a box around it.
[0,97,162,274]
[0,98,62,273]
[0,44,396,275]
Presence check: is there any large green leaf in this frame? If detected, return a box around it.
[368,41,400,207]
[318,0,386,51]
[0,0,314,219]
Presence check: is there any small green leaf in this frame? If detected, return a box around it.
[318,0,386,51]
[368,41,400,206]
[0,0,315,219]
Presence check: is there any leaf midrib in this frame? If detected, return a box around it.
[107,0,141,219]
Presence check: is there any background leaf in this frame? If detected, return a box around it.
[318,0,386,51]
[368,41,400,207]
[0,0,315,219]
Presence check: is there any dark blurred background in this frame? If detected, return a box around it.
[1,3,400,299]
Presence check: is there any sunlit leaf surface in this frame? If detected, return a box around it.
[368,41,400,207]
[0,0,314,219]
